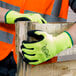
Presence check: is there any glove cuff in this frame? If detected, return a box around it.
[5,10,12,23]
[4,10,31,24]
[5,10,22,24]
[64,31,73,46]
[54,32,73,54]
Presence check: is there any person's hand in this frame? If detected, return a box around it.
[5,10,47,24]
[21,30,73,65]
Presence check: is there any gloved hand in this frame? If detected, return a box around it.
[21,30,73,65]
[5,10,47,24]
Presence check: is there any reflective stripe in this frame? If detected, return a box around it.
[0,1,20,11]
[51,0,62,17]
[0,1,67,22]
[44,15,66,22]
[0,30,13,44]
[24,10,66,22]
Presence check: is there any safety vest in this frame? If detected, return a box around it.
[0,0,69,62]
[0,23,17,63]
[1,0,69,20]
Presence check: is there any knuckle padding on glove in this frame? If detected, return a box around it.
[15,17,31,22]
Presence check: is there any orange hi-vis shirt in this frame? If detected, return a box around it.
[1,0,69,21]
[0,23,17,63]
[0,0,71,62]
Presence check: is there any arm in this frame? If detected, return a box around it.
[67,23,76,44]
[0,7,9,22]
[0,7,46,24]
[69,0,76,13]
[21,23,76,65]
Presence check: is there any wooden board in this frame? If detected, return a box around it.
[16,22,76,76]
[30,22,76,76]
[15,22,29,76]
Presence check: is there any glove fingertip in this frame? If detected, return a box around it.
[21,45,25,49]
[23,57,29,64]
[41,19,46,24]
[22,40,29,44]
[22,51,26,55]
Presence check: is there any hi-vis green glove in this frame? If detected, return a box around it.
[5,10,47,24]
[21,30,73,65]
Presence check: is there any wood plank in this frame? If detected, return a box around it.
[30,22,76,76]
[16,22,76,76]
[31,61,76,76]
[15,21,28,76]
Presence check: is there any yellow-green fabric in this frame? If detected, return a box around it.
[5,10,47,24]
[22,31,72,65]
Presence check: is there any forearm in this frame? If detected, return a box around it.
[67,23,76,45]
[0,7,9,23]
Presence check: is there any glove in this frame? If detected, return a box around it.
[5,10,47,24]
[21,30,73,65]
